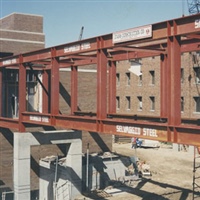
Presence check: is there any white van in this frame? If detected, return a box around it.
[138,139,160,148]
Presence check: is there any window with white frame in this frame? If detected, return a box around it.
[194,96,200,112]
[116,73,120,86]
[181,68,184,83]
[193,67,200,84]
[149,70,155,85]
[150,96,155,111]
[181,97,184,112]
[116,96,120,109]
[138,74,142,86]
[126,72,130,86]
[137,96,142,110]
[126,96,131,110]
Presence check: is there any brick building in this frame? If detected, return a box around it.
[0,12,45,55]
[116,53,200,120]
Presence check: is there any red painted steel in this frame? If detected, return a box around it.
[0,69,2,116]
[50,49,59,116]
[108,61,116,114]
[71,66,78,114]
[42,70,50,113]
[160,54,168,119]
[0,118,19,130]
[97,37,107,119]
[1,14,200,145]
[167,33,181,126]
[18,55,26,132]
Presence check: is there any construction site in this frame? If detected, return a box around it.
[1,1,200,199]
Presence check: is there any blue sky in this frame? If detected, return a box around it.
[0,0,189,48]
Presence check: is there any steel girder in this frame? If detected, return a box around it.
[1,14,200,145]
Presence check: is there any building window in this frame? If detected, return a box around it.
[126,96,131,110]
[194,97,200,112]
[181,97,184,112]
[26,70,38,82]
[149,70,155,85]
[137,96,142,111]
[138,75,142,86]
[116,96,120,109]
[150,96,155,111]
[5,69,19,82]
[193,67,200,84]
[181,68,184,83]
[126,72,130,86]
[116,73,120,86]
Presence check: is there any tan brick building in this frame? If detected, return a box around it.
[0,12,45,55]
[116,53,200,121]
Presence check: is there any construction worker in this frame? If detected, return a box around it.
[131,137,137,149]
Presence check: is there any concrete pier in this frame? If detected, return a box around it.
[13,130,82,200]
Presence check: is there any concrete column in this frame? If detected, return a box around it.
[188,145,195,155]
[14,132,31,200]
[65,139,82,199]
[172,143,180,151]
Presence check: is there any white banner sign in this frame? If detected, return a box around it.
[64,42,91,53]
[30,115,49,123]
[2,58,17,65]
[113,25,152,44]
[116,125,158,137]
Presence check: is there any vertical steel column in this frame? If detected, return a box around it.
[18,55,26,132]
[42,70,49,113]
[71,66,78,114]
[97,37,107,120]
[167,21,181,126]
[50,48,59,123]
[0,68,3,117]
[160,54,168,118]
[108,61,116,114]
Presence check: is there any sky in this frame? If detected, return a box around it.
[0,0,190,48]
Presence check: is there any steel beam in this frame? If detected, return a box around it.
[0,68,3,117]
[160,54,168,119]
[18,55,26,132]
[71,66,78,114]
[42,70,50,113]
[1,13,200,147]
[108,61,116,114]
[96,37,107,120]
[167,21,181,126]
[50,48,59,124]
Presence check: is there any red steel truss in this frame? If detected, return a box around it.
[1,14,200,146]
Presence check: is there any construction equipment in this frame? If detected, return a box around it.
[79,26,84,40]
[187,0,200,15]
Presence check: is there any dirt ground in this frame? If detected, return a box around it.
[79,142,198,200]
[77,143,200,200]
[107,142,195,200]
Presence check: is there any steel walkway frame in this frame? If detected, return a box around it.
[1,14,200,146]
